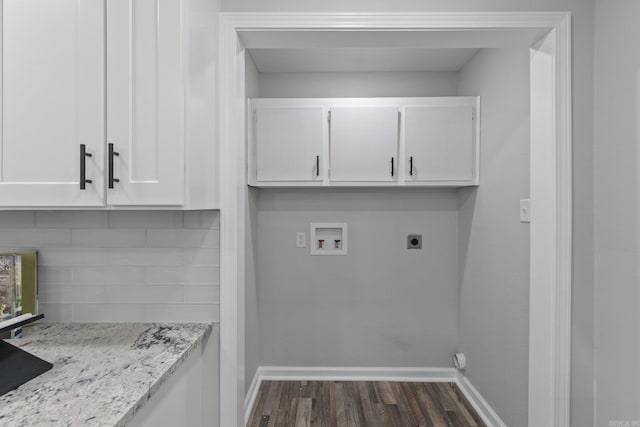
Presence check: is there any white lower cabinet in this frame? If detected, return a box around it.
[0,0,217,209]
[127,327,219,427]
[249,97,479,187]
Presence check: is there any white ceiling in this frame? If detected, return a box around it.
[247,47,479,73]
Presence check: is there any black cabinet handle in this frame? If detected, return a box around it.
[108,143,120,189]
[80,144,92,189]
[316,155,320,177]
[410,156,413,176]
[391,157,395,177]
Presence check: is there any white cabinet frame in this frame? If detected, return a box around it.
[220,12,571,427]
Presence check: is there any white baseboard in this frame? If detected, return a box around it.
[257,365,458,382]
[244,366,506,427]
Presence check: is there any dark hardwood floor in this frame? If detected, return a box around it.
[247,380,487,427]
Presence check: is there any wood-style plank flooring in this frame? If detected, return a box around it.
[247,380,487,427]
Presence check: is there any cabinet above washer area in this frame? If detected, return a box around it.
[248,97,480,188]
[0,0,217,209]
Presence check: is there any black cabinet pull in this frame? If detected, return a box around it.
[108,143,120,189]
[391,157,395,177]
[80,144,92,189]
[410,156,413,176]
[316,155,320,177]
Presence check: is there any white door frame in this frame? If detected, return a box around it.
[219,12,571,427]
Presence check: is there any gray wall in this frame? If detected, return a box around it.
[0,211,220,322]
[252,70,461,368]
[258,71,458,98]
[594,0,640,425]
[457,48,530,427]
[256,188,460,366]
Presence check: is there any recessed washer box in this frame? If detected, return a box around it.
[310,223,347,255]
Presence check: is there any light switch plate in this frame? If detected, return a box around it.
[520,199,531,223]
[296,232,306,248]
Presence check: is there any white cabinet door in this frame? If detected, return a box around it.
[107,0,184,206]
[330,107,399,182]
[0,0,105,207]
[256,106,325,182]
[404,105,474,182]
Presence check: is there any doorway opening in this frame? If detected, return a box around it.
[219,13,571,427]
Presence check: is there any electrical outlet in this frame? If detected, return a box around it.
[296,232,306,248]
[407,234,422,249]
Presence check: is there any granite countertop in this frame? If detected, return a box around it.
[0,322,212,427]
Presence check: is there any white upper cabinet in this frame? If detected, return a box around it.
[0,0,217,208]
[249,97,479,188]
[107,0,184,206]
[329,106,399,182]
[253,103,326,183]
[0,0,105,207]
[403,99,477,184]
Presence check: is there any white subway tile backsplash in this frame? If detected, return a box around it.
[146,303,219,323]
[70,286,111,304]
[0,210,220,323]
[35,211,108,228]
[0,229,71,247]
[39,266,72,285]
[72,266,145,285]
[183,285,220,304]
[183,248,220,267]
[39,285,110,304]
[108,248,184,266]
[183,211,220,229]
[145,266,219,285]
[72,303,148,322]
[110,285,183,304]
[72,229,146,248]
[108,211,183,228]
[38,284,75,303]
[0,211,35,228]
[146,229,219,248]
[39,249,111,266]
[39,303,73,322]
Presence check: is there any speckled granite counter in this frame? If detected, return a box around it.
[0,323,212,427]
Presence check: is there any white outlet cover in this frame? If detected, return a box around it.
[296,232,306,248]
[520,199,531,223]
